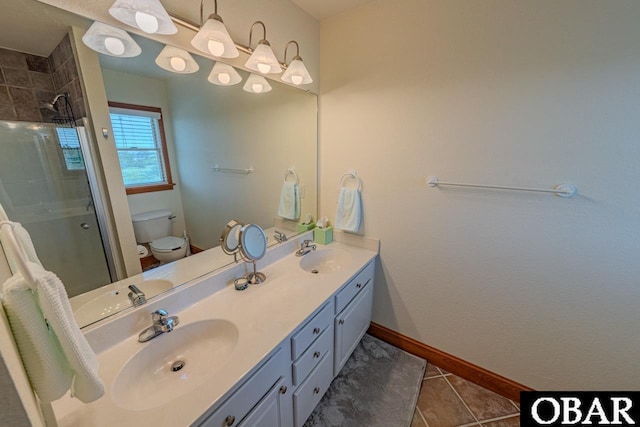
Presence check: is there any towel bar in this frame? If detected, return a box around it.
[426,176,576,198]
[212,164,255,174]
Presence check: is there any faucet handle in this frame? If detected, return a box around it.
[151,309,168,322]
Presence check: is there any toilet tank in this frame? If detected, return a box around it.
[131,209,173,243]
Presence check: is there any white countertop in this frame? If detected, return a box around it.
[53,237,377,426]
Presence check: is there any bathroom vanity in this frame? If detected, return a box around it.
[52,231,378,427]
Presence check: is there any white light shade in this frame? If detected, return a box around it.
[155,45,199,74]
[245,43,281,74]
[82,22,141,57]
[208,62,242,86]
[243,73,272,93]
[281,58,313,85]
[109,0,177,35]
[191,17,239,59]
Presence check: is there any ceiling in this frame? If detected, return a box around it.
[289,0,374,21]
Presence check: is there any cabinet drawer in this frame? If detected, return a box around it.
[199,348,286,427]
[291,302,333,360]
[335,261,374,314]
[292,324,332,386]
[293,352,333,427]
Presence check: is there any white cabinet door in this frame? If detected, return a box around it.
[239,377,290,427]
[334,283,373,375]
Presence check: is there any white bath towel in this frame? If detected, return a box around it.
[1,262,105,403]
[2,274,72,403]
[335,187,362,232]
[0,221,42,272]
[277,181,300,220]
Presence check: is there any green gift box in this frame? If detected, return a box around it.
[314,226,333,245]
[297,222,316,233]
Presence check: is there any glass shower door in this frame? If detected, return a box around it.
[0,121,112,297]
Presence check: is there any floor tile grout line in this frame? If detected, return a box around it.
[457,422,482,427]
[416,406,430,427]
[509,399,520,411]
[442,374,480,424]
[476,413,520,426]
[423,374,443,380]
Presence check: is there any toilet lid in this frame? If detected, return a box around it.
[150,236,186,252]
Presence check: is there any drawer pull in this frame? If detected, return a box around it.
[225,415,235,426]
[279,386,288,395]
[313,386,320,394]
[313,351,320,358]
[339,319,345,325]
[313,327,320,334]
[356,283,362,289]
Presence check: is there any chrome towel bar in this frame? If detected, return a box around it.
[426,176,576,198]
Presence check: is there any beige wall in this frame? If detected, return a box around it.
[101,68,187,238]
[320,0,640,389]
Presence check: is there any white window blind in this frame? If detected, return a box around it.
[109,108,167,187]
[55,127,84,170]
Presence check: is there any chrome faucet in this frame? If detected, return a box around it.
[274,230,287,243]
[128,285,146,307]
[138,309,180,343]
[295,239,317,257]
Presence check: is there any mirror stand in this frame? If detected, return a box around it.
[246,261,266,284]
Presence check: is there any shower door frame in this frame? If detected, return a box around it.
[75,118,120,281]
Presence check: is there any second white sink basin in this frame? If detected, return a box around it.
[299,248,352,274]
[112,319,239,411]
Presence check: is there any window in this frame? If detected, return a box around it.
[56,127,85,171]
[108,102,174,195]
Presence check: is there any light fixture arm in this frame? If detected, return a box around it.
[284,40,302,64]
[200,0,221,25]
[249,21,268,49]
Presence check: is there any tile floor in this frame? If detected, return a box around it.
[411,363,520,427]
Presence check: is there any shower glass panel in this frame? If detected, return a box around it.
[0,121,112,297]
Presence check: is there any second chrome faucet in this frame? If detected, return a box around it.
[138,309,180,343]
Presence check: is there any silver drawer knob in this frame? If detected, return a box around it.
[279,386,287,394]
[313,327,320,334]
[313,351,320,358]
[356,283,362,288]
[80,223,90,230]
[225,415,235,426]
[313,386,320,394]
[339,319,345,325]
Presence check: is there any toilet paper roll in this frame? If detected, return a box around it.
[137,245,149,258]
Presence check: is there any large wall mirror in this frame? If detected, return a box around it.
[0,0,317,327]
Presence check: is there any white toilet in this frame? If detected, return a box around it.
[131,209,188,263]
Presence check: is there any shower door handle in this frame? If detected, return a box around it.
[80,223,90,230]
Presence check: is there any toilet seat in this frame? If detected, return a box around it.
[150,236,186,253]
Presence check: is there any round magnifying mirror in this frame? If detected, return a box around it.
[239,224,267,261]
[239,224,267,284]
[220,220,243,256]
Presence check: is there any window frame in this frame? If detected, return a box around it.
[108,101,175,195]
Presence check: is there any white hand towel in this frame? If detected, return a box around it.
[2,275,73,403]
[277,181,300,220]
[335,187,362,232]
[2,263,105,403]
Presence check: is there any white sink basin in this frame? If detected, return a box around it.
[299,248,353,274]
[112,319,239,411]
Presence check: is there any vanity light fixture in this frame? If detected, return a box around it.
[155,45,199,73]
[281,40,312,85]
[245,21,281,74]
[191,0,238,58]
[108,0,177,34]
[243,73,272,93]
[82,21,142,57]
[208,62,242,86]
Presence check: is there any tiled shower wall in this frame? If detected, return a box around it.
[0,34,86,123]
